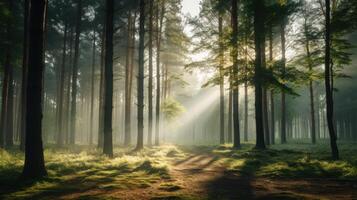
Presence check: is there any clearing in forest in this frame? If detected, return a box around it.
[1,143,357,200]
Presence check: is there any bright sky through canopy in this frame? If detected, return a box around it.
[181,0,201,17]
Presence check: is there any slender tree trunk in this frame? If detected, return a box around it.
[5,56,14,148]
[155,3,165,146]
[253,0,265,149]
[63,27,73,144]
[228,89,233,143]
[262,38,270,146]
[147,0,154,146]
[70,0,82,145]
[232,0,240,149]
[1,0,14,148]
[89,28,96,146]
[20,0,30,151]
[219,15,225,144]
[124,13,133,146]
[280,20,287,144]
[269,26,275,144]
[57,21,68,147]
[303,17,317,144]
[243,37,249,142]
[98,25,105,148]
[136,0,146,150]
[21,0,47,179]
[103,0,114,157]
[0,51,10,148]
[324,0,339,160]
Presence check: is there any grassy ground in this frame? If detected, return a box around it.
[214,142,357,179]
[0,142,357,199]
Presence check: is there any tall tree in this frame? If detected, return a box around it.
[148,0,154,146]
[21,0,47,179]
[57,19,68,147]
[89,27,96,146]
[70,0,82,145]
[280,15,287,144]
[124,12,133,146]
[268,26,275,145]
[253,0,266,149]
[98,24,105,148]
[0,0,15,148]
[20,0,30,151]
[232,0,240,149]
[136,0,145,151]
[103,0,114,157]
[218,15,225,145]
[324,0,339,160]
[155,1,165,146]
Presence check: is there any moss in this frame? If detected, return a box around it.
[159,183,182,192]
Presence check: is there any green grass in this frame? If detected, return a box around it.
[214,142,357,179]
[1,142,357,199]
[0,145,185,200]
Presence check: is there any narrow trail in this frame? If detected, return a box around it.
[159,152,357,200]
[61,151,357,200]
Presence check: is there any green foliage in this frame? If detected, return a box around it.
[0,145,187,200]
[161,98,186,122]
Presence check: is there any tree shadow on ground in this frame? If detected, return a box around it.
[0,159,168,200]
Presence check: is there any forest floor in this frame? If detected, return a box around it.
[1,142,357,200]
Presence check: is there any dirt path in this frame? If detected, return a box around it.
[156,153,357,200]
[62,152,357,200]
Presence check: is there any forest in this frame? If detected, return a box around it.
[1,0,357,199]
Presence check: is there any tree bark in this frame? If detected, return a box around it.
[324,0,339,160]
[124,13,133,146]
[57,21,68,147]
[228,88,233,143]
[232,0,240,149]
[280,20,287,144]
[148,0,154,146]
[103,0,114,157]
[21,0,47,179]
[136,0,146,150]
[269,26,275,145]
[98,24,105,148]
[89,28,96,146]
[70,0,82,145]
[253,0,265,149]
[155,2,165,146]
[219,15,225,144]
[20,0,30,151]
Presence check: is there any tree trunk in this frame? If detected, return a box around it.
[262,39,270,146]
[280,20,287,144]
[244,35,249,142]
[155,3,165,146]
[269,26,275,144]
[20,0,30,151]
[89,28,96,146]
[303,18,317,144]
[228,89,233,143]
[124,13,133,146]
[148,0,154,146]
[232,0,240,149]
[253,0,265,149]
[103,0,114,157]
[136,0,146,151]
[219,15,225,144]
[21,0,47,179]
[324,0,339,160]
[57,21,68,147]
[98,24,106,148]
[70,0,82,145]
